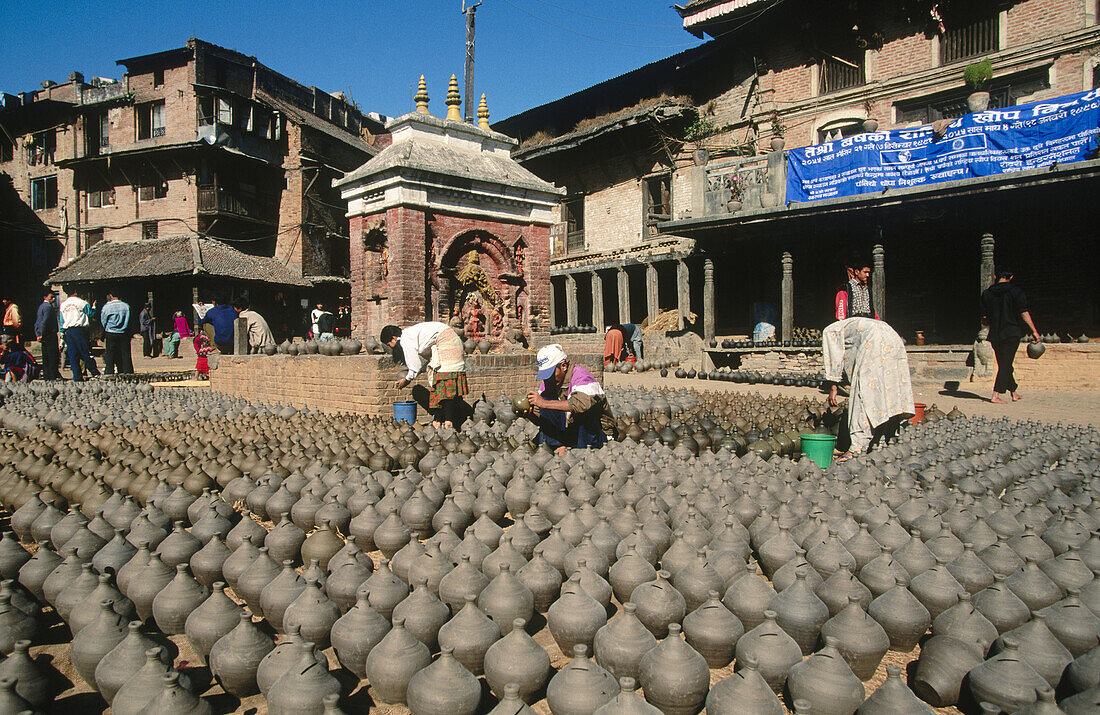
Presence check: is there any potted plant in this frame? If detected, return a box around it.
[964,59,993,112]
[724,172,746,212]
[769,115,787,151]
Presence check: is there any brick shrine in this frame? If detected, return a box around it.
[336,77,563,345]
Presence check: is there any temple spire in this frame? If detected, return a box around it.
[445,74,463,121]
[414,75,430,115]
[477,93,490,130]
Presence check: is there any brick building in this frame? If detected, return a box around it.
[1,38,386,332]
[495,0,1100,346]
[336,78,561,345]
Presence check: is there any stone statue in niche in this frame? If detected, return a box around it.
[455,250,498,303]
[491,301,504,338]
[463,294,484,339]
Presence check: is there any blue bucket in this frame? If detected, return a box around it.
[393,400,417,425]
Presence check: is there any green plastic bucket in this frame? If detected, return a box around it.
[800,433,837,468]
[393,400,417,425]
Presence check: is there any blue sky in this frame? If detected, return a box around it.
[0,1,702,121]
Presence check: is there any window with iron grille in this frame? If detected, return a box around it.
[31,176,58,211]
[895,68,1048,124]
[87,181,115,209]
[141,221,158,241]
[820,53,866,94]
[136,100,166,140]
[563,196,585,254]
[941,9,999,64]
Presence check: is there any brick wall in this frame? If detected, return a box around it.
[907,343,1098,389]
[209,351,604,416]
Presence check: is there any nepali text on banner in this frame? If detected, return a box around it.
[786,89,1100,203]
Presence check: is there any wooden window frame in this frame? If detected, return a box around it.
[31,175,58,211]
[136,100,166,140]
[141,221,158,241]
[563,195,585,254]
[643,173,672,238]
[941,7,1000,64]
[819,52,866,95]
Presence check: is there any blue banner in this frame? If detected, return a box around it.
[786,89,1100,203]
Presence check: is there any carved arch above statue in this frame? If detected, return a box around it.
[438,229,516,275]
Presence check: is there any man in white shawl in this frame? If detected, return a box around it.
[823,317,915,459]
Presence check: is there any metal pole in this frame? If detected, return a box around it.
[463,1,481,123]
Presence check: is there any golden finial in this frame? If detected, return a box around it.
[477,93,490,130]
[414,75,430,115]
[445,74,462,121]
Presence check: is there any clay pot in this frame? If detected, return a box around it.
[549,572,608,653]
[517,550,563,612]
[867,576,931,652]
[152,563,209,635]
[156,521,202,568]
[683,591,742,668]
[437,594,501,676]
[185,582,243,661]
[912,634,985,707]
[734,609,803,694]
[260,560,306,633]
[300,519,344,571]
[364,616,432,705]
[255,624,328,697]
[70,572,136,635]
[484,617,551,702]
[331,592,390,679]
[94,620,168,703]
[546,644,618,715]
[283,576,340,649]
[593,602,658,682]
[488,683,537,715]
[629,570,685,639]
[70,598,129,690]
[706,656,784,715]
[786,635,865,715]
[361,558,409,620]
[857,665,934,714]
[968,635,1048,712]
[769,569,829,655]
[208,612,276,697]
[17,541,62,602]
[140,671,211,715]
[479,562,535,634]
[992,612,1073,688]
[391,577,450,651]
[406,645,481,715]
[189,534,231,589]
[638,623,710,715]
[0,639,55,709]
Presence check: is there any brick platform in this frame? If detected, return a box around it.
[209,351,603,416]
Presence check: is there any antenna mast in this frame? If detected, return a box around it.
[462,0,482,123]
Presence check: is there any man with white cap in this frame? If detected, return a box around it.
[526,344,615,454]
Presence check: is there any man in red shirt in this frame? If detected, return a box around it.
[835,252,878,320]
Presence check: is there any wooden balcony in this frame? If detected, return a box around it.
[197,185,278,225]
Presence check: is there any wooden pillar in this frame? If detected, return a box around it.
[591,271,604,330]
[979,233,996,293]
[781,251,793,342]
[703,258,715,340]
[645,262,659,324]
[872,244,886,320]
[565,273,579,328]
[549,277,557,328]
[676,259,689,331]
[617,266,630,324]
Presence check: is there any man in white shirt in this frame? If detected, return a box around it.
[59,290,100,381]
[311,301,334,341]
[232,297,276,352]
[381,321,468,428]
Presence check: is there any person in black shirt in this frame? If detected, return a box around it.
[980,266,1041,404]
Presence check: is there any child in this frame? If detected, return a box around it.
[193,331,216,380]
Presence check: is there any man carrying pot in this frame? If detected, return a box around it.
[526,344,615,455]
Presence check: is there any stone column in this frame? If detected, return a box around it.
[703,258,715,340]
[549,277,557,328]
[979,233,995,293]
[781,251,793,342]
[233,316,248,355]
[617,266,630,323]
[645,262,659,323]
[591,271,604,330]
[872,244,886,320]
[676,259,690,331]
[565,273,579,328]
